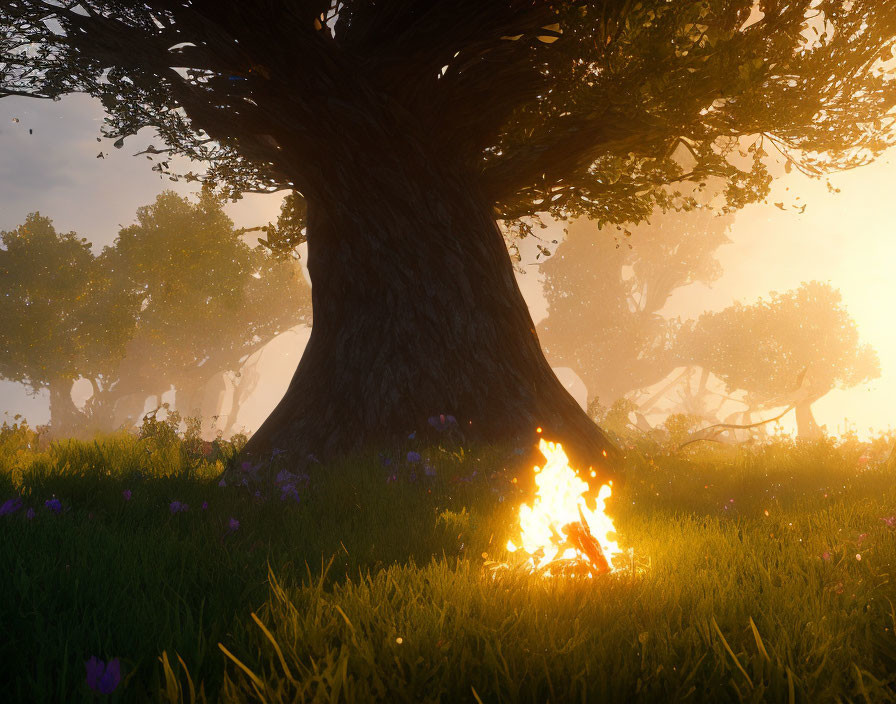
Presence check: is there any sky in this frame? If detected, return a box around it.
[0,94,893,438]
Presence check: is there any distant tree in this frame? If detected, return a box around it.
[0,194,312,437]
[539,208,732,406]
[88,190,313,432]
[4,1,896,470]
[0,214,135,435]
[679,281,880,437]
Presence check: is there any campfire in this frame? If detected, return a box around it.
[506,439,621,577]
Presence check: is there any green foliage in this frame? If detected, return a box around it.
[679,281,880,407]
[3,431,896,701]
[539,209,732,403]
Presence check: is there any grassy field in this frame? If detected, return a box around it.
[2,417,896,703]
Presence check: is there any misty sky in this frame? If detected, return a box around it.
[1,94,893,438]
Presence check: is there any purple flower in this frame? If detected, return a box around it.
[26,508,35,520]
[201,501,208,510]
[276,470,296,486]
[169,500,188,514]
[424,463,436,477]
[218,478,227,488]
[407,451,422,464]
[280,484,301,503]
[0,497,22,516]
[271,447,286,458]
[228,517,240,532]
[122,490,132,501]
[45,498,62,514]
[407,432,416,440]
[85,656,121,694]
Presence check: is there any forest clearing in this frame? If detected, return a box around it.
[3,419,895,702]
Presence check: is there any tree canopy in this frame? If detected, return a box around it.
[3,1,895,249]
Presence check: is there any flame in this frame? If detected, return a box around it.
[506,439,621,576]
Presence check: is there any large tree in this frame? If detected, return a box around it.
[678,281,880,437]
[539,208,732,408]
[3,1,896,470]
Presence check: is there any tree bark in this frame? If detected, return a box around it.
[242,131,619,476]
[795,401,823,439]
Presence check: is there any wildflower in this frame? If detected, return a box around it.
[169,500,188,514]
[882,515,896,528]
[407,451,422,464]
[271,447,286,458]
[228,517,240,532]
[822,551,831,561]
[45,498,62,514]
[407,432,416,440]
[379,455,393,467]
[218,478,227,488]
[122,489,132,501]
[280,484,300,503]
[201,501,208,510]
[0,497,22,516]
[386,473,398,484]
[856,553,863,561]
[424,463,436,477]
[85,656,121,695]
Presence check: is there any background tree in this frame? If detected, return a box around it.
[0,214,135,436]
[87,190,313,433]
[539,208,732,408]
[679,281,880,437]
[3,1,896,470]
[0,195,312,437]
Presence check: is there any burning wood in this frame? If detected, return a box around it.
[506,439,620,576]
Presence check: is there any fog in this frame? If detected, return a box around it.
[1,94,892,440]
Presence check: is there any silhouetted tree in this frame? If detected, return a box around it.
[539,208,732,407]
[3,1,896,469]
[679,281,880,437]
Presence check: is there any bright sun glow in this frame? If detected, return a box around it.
[507,438,621,577]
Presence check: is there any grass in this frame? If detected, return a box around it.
[2,419,896,702]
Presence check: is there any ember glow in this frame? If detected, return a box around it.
[506,439,621,577]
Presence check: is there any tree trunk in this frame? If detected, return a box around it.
[242,132,619,475]
[795,401,822,439]
[48,378,84,438]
